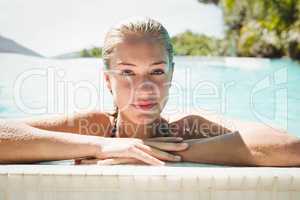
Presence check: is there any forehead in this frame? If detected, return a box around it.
[111,40,168,64]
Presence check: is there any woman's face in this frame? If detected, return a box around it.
[104,39,173,125]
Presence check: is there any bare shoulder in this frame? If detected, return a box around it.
[163,111,287,139]
[162,111,255,139]
[164,111,234,129]
[20,110,113,136]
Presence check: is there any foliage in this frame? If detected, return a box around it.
[199,0,300,60]
[171,30,221,56]
[80,47,102,58]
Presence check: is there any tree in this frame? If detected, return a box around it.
[199,0,300,60]
[171,30,221,56]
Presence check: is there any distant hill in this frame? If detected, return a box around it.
[0,35,43,57]
[54,47,102,59]
[53,51,81,59]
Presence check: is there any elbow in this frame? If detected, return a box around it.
[249,139,300,167]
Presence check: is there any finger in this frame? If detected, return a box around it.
[74,156,96,165]
[144,141,189,151]
[130,146,165,166]
[75,158,144,165]
[97,158,144,165]
[135,143,182,162]
[146,137,183,143]
[74,159,82,165]
[77,158,99,165]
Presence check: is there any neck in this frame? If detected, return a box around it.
[115,113,169,139]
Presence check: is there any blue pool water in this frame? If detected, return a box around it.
[0,54,299,135]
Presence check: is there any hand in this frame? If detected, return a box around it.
[75,137,189,166]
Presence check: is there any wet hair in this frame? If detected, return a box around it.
[102,17,174,131]
[102,16,174,69]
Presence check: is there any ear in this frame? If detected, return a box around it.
[104,72,112,92]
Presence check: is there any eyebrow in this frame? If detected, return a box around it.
[116,61,167,67]
[116,62,136,66]
[150,61,167,66]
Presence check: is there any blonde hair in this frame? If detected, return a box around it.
[102,17,174,69]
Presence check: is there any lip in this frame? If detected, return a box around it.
[131,101,158,110]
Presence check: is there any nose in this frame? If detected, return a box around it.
[135,78,156,92]
[132,74,160,101]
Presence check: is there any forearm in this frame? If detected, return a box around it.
[0,119,99,164]
[175,130,300,166]
[21,111,111,136]
[174,131,255,166]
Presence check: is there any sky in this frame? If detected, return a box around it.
[0,0,224,57]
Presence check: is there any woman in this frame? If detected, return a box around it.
[0,17,299,166]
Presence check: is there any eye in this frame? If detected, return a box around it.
[120,69,135,76]
[150,69,165,75]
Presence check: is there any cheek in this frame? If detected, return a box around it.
[158,84,170,105]
[112,80,134,107]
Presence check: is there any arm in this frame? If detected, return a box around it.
[0,119,186,165]
[168,114,233,140]
[21,111,111,136]
[174,122,300,166]
[0,119,99,164]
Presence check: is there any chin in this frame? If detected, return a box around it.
[133,114,158,125]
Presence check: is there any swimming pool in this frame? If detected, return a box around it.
[1,53,300,199]
[1,53,299,135]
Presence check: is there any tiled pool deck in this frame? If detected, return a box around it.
[0,161,300,200]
